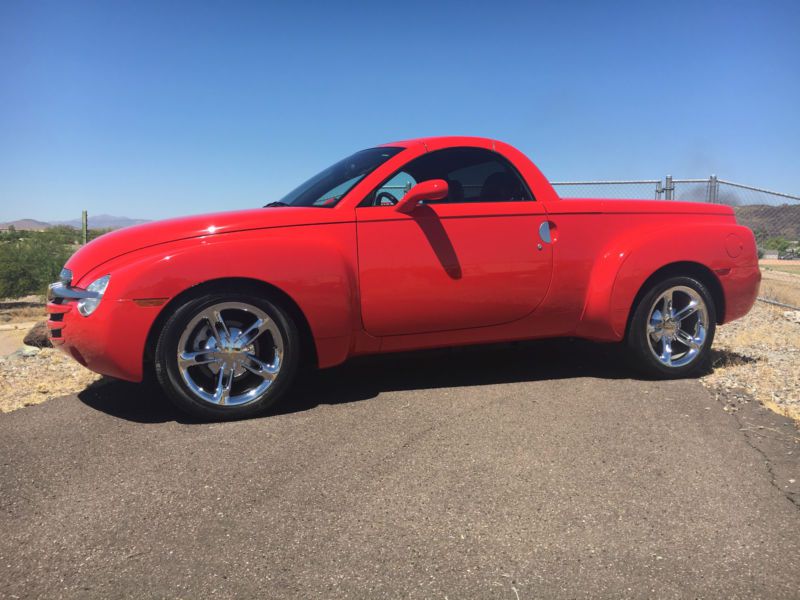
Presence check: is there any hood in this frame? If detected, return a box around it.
[65,207,347,283]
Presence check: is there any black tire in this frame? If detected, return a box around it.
[154,291,300,421]
[627,275,716,378]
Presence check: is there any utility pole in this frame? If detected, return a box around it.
[81,210,88,245]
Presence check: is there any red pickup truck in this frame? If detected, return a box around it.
[48,136,760,420]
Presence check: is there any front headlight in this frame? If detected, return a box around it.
[77,275,111,317]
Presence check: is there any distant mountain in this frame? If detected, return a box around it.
[0,219,52,231]
[51,214,150,230]
[1,215,149,232]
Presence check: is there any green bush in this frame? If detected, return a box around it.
[0,228,114,298]
[761,237,792,252]
[0,232,76,297]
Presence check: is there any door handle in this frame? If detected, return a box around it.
[538,221,552,244]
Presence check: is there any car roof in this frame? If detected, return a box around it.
[379,136,496,149]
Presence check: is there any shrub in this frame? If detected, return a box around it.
[0,234,74,297]
[762,237,792,252]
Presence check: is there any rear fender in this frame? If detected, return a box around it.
[576,223,741,341]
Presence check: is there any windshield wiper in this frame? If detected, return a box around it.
[263,201,290,208]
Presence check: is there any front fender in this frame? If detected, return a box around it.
[76,223,359,379]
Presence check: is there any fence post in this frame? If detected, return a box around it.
[665,175,674,200]
[656,182,663,199]
[709,175,719,203]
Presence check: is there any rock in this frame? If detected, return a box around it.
[23,321,52,348]
[783,310,800,324]
[21,344,41,356]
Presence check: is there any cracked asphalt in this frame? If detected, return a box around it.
[1,340,799,599]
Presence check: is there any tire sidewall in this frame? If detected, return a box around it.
[155,292,299,420]
[628,276,717,378]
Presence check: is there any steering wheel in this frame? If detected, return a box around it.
[375,191,399,206]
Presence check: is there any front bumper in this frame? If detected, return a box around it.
[46,281,157,383]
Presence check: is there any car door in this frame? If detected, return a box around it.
[355,146,553,337]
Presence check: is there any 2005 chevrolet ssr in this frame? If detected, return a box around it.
[48,136,761,420]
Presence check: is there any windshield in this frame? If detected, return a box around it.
[275,147,404,207]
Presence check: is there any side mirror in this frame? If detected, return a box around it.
[395,179,449,213]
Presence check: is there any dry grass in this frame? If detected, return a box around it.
[764,264,800,276]
[0,295,46,324]
[758,269,800,307]
[760,258,800,275]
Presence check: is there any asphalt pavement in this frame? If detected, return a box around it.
[1,340,799,599]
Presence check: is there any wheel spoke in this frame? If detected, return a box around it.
[647,323,663,341]
[212,309,231,343]
[674,329,699,349]
[201,312,222,345]
[663,291,674,318]
[213,366,235,405]
[178,350,220,369]
[660,338,673,365]
[234,318,263,345]
[235,317,276,346]
[242,353,280,380]
[201,308,232,345]
[672,300,699,322]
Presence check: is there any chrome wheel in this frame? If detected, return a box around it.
[646,286,709,368]
[176,301,284,406]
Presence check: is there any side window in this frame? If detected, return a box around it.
[372,172,417,206]
[361,147,532,206]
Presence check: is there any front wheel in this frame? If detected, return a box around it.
[627,276,716,378]
[154,292,300,420]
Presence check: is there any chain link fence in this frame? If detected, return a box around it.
[548,180,664,200]
[552,176,800,256]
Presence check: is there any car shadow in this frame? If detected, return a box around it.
[77,338,657,424]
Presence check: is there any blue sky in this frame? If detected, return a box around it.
[1,0,799,222]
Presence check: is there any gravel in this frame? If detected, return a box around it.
[0,348,101,412]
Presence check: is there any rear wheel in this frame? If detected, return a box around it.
[627,276,716,378]
[155,292,299,420]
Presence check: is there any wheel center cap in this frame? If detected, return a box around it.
[663,320,678,336]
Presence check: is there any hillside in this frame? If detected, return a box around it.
[734,203,800,240]
[0,219,51,231]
